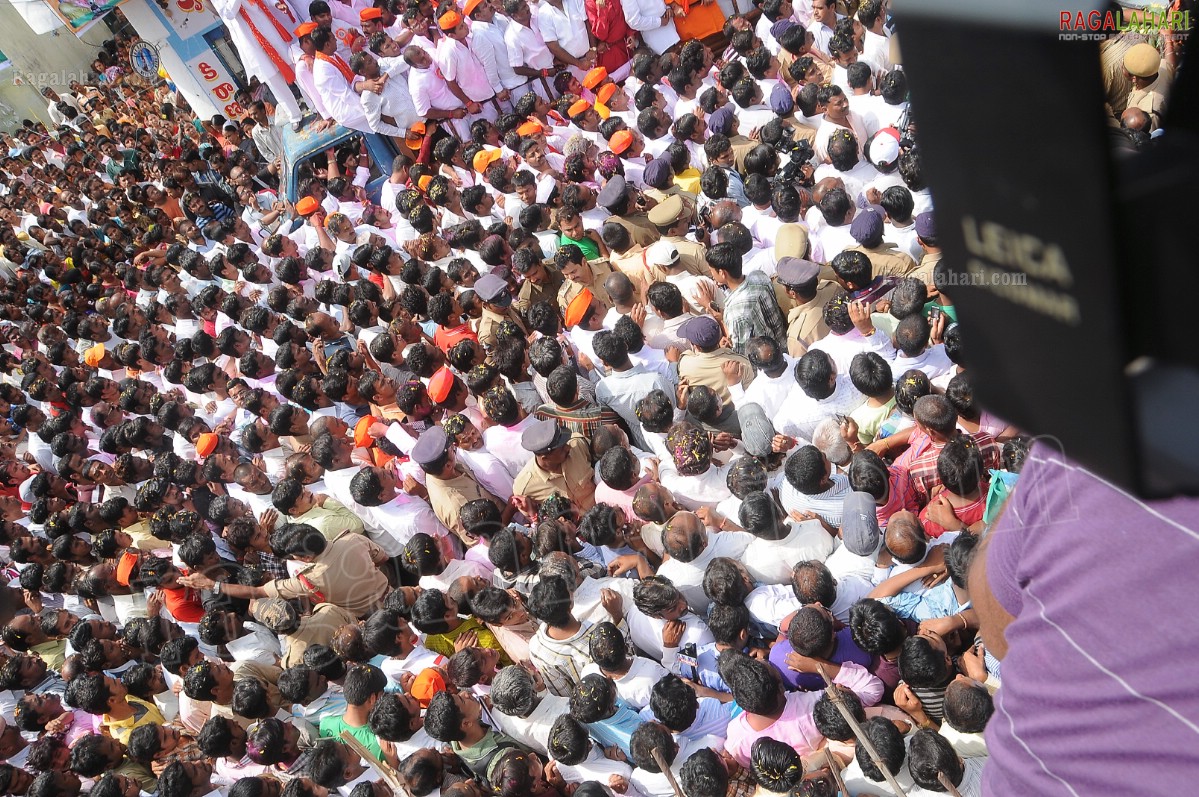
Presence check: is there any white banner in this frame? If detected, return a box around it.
[184,50,245,120]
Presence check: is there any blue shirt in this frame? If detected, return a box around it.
[584,697,643,758]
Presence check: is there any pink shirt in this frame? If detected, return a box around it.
[724,661,884,766]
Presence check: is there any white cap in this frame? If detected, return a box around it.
[868,128,901,169]
[646,240,680,269]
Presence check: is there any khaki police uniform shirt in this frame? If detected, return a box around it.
[558,259,614,312]
[478,306,528,352]
[263,530,390,618]
[511,437,597,510]
[426,460,502,537]
[678,348,755,407]
[609,246,653,299]
[212,660,286,728]
[846,243,919,279]
[282,603,358,668]
[605,213,661,249]
[909,251,942,288]
[661,235,711,280]
[516,266,565,315]
[786,281,839,357]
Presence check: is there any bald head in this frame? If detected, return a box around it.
[811,177,844,206]
[604,271,636,307]
[885,511,927,564]
[709,200,742,229]
[632,482,679,523]
[663,511,707,562]
[1120,106,1150,132]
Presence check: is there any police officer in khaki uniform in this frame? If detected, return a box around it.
[513,250,565,316]
[844,209,917,278]
[179,527,391,619]
[598,176,661,249]
[474,273,528,353]
[676,316,754,410]
[511,419,596,511]
[908,212,942,288]
[777,256,838,357]
[648,194,711,281]
[251,597,358,669]
[557,245,614,312]
[412,425,505,543]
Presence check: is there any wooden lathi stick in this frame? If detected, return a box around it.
[937,771,965,797]
[339,730,411,797]
[815,665,908,797]
[650,747,685,797]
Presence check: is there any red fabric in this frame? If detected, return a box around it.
[585,0,632,73]
[919,493,986,538]
[316,51,355,83]
[433,323,479,354]
[241,0,297,84]
[162,586,205,623]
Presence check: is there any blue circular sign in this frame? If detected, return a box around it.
[129,41,161,79]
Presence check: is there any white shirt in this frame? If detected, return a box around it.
[505,20,554,71]
[312,55,370,132]
[622,0,679,54]
[571,575,635,626]
[812,220,860,263]
[659,461,735,512]
[359,75,418,137]
[482,415,538,479]
[365,493,451,555]
[582,655,669,709]
[814,111,869,164]
[456,447,517,501]
[491,692,572,755]
[728,358,798,420]
[772,376,865,443]
[813,159,882,206]
[656,530,754,615]
[436,36,495,102]
[471,20,523,92]
[889,345,955,382]
[407,64,463,117]
[536,0,590,59]
[809,329,894,375]
[861,29,893,75]
[626,609,713,666]
[557,746,642,795]
[742,519,836,585]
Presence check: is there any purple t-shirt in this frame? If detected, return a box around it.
[983,443,1199,795]
[769,627,874,691]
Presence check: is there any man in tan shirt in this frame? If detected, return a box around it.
[777,256,838,357]
[598,175,661,248]
[845,209,917,278]
[411,425,506,543]
[180,527,391,619]
[647,195,710,280]
[676,316,754,409]
[556,245,614,312]
[251,597,358,669]
[1121,42,1172,131]
[511,419,596,512]
[474,273,528,353]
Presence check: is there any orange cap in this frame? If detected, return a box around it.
[596,83,617,104]
[464,0,484,15]
[595,102,610,120]
[196,433,219,458]
[582,67,608,89]
[360,6,383,20]
[354,415,377,449]
[417,174,433,192]
[115,551,139,588]
[405,121,427,150]
[568,99,591,118]
[428,367,455,404]
[411,668,448,708]
[473,148,502,173]
[564,288,593,327]
[438,9,462,29]
[516,120,544,136]
[84,344,106,367]
[609,129,633,155]
[296,196,319,216]
[294,21,317,37]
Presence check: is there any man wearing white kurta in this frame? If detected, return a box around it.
[213,0,305,126]
[536,0,593,78]
[349,51,418,137]
[622,0,679,55]
[311,27,371,132]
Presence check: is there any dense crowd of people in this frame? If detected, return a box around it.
[0,1,1183,797]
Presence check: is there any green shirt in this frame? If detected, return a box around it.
[295,498,366,540]
[559,232,600,261]
[319,715,383,759]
